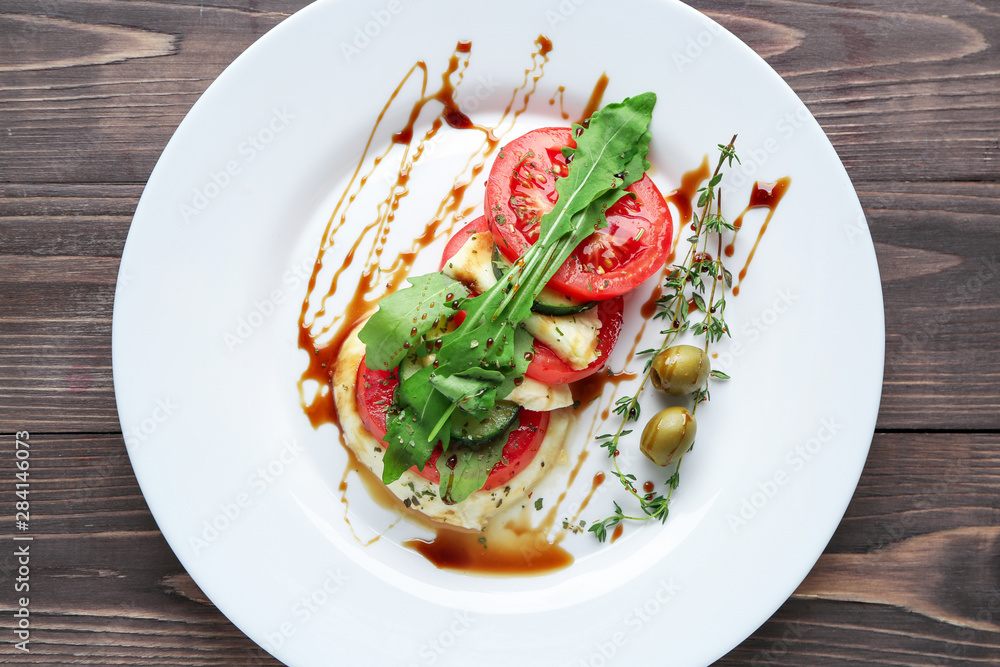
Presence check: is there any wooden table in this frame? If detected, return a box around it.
[1,0,997,664]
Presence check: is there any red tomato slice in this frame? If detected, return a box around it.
[441,216,623,383]
[485,127,672,301]
[356,361,396,442]
[356,356,548,491]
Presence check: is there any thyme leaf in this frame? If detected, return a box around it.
[590,136,740,542]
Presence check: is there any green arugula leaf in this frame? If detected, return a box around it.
[435,419,517,504]
[359,273,465,370]
[432,320,534,412]
[435,93,657,383]
[491,325,535,399]
[481,93,657,330]
[382,403,440,484]
[430,366,505,417]
[381,363,453,484]
[537,92,656,256]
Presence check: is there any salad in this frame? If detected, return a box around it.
[302,38,789,571]
[330,93,676,533]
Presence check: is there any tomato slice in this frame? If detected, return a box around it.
[356,361,397,442]
[485,127,672,301]
[441,216,622,383]
[356,356,548,491]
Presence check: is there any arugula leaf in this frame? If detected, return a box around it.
[382,403,440,484]
[546,94,655,235]
[534,92,656,283]
[381,364,453,484]
[359,273,465,370]
[490,325,534,399]
[430,366,505,417]
[431,321,534,418]
[435,420,516,504]
[434,92,656,382]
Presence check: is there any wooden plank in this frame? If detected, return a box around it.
[0,0,302,184]
[869,182,1000,429]
[722,432,1000,664]
[703,0,1000,184]
[0,184,139,256]
[0,267,116,431]
[796,433,1000,650]
[719,599,1000,666]
[0,433,281,664]
[0,0,997,184]
[0,433,996,664]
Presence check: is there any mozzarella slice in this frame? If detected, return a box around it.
[442,229,602,370]
[521,308,602,371]
[441,228,499,293]
[507,376,573,411]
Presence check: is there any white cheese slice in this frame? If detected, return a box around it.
[506,376,573,411]
[521,309,602,371]
[441,229,601,370]
[441,228,499,293]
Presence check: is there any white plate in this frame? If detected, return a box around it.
[113,0,884,665]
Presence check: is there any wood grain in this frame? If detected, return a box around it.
[0,0,293,184]
[0,0,996,184]
[0,432,996,664]
[0,0,997,664]
[799,527,1000,632]
[0,13,176,72]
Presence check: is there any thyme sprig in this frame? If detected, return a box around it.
[589,137,740,542]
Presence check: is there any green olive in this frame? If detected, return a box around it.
[640,407,697,467]
[650,345,710,396]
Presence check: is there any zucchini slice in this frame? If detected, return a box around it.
[450,400,520,447]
